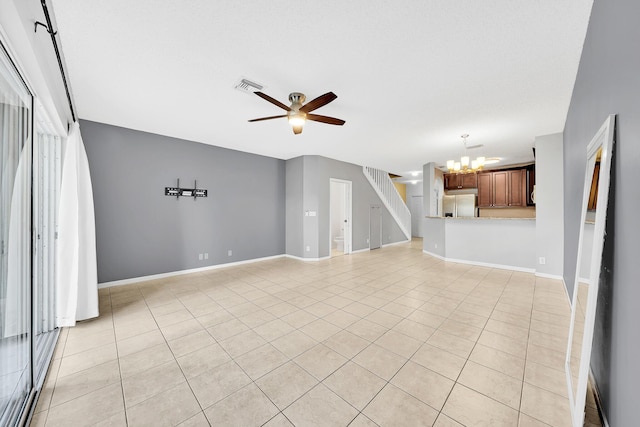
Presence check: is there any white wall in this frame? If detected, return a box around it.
[535,133,564,277]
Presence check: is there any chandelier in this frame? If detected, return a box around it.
[446,134,485,174]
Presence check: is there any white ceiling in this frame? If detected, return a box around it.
[52,0,593,178]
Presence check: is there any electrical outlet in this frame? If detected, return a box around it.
[305,246,310,252]
[198,253,203,260]
[539,257,546,265]
[435,243,438,248]
[228,250,232,256]
[204,253,208,260]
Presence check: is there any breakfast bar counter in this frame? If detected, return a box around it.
[423,216,536,272]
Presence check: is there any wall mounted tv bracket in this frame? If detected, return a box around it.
[165,179,207,199]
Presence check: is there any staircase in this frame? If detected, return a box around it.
[363,166,411,240]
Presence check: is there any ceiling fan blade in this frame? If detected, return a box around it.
[248,115,288,122]
[306,114,345,126]
[292,125,303,135]
[254,92,291,111]
[300,92,337,113]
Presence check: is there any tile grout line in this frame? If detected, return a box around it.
[108,288,129,426]
[426,267,500,424]
[65,243,576,427]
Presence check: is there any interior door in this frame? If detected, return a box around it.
[369,205,382,250]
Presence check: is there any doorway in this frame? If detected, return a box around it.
[329,179,352,257]
[370,205,382,250]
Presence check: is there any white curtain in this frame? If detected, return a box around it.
[55,122,98,326]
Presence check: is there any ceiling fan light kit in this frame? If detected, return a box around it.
[249,91,345,134]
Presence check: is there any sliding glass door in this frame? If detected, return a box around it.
[0,39,62,426]
[33,131,61,379]
[0,43,33,426]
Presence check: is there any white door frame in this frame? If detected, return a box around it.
[329,178,352,255]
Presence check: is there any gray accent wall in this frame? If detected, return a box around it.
[81,120,286,282]
[285,156,304,258]
[285,155,406,259]
[563,0,639,424]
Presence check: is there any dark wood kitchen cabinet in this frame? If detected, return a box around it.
[508,169,527,207]
[444,173,477,190]
[477,169,526,207]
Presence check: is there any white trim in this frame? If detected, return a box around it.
[535,272,565,280]
[350,248,370,254]
[578,276,592,285]
[98,254,286,288]
[422,249,446,261]
[329,178,353,256]
[284,254,331,262]
[422,250,535,273]
[381,239,411,248]
[362,166,412,240]
[565,114,615,427]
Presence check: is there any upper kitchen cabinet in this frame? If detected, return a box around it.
[477,169,527,207]
[508,169,527,207]
[444,173,477,190]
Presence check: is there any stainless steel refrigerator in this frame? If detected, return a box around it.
[442,194,477,218]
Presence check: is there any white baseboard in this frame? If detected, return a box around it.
[422,250,535,273]
[382,239,411,248]
[534,272,565,280]
[284,254,331,262]
[422,250,446,261]
[99,254,286,289]
[350,248,370,254]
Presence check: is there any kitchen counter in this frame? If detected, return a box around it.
[426,216,535,220]
[423,216,536,272]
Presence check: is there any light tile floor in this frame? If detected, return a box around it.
[30,239,602,426]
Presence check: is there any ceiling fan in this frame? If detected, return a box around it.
[248,91,345,134]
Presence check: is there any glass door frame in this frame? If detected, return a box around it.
[1,35,61,427]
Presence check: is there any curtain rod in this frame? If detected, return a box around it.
[35,0,77,124]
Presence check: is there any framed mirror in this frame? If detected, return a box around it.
[565,114,615,426]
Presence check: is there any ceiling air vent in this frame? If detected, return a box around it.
[234,78,264,94]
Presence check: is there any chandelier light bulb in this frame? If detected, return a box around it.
[461,156,470,169]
